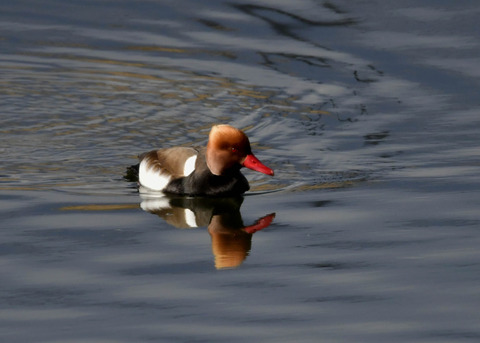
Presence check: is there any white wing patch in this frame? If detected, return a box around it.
[183,155,197,176]
[139,158,172,191]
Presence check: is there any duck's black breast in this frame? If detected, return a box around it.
[189,169,250,196]
[164,153,250,196]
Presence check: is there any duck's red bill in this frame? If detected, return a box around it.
[242,154,274,176]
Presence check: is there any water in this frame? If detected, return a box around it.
[1,1,480,342]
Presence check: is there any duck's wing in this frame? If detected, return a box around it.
[141,147,199,177]
[139,147,199,191]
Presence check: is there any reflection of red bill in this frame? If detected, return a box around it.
[244,213,276,234]
[242,154,274,176]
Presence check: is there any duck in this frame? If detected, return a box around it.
[131,124,274,196]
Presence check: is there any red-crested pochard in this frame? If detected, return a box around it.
[135,124,274,196]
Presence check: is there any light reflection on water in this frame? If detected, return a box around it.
[1,1,480,342]
[0,1,385,193]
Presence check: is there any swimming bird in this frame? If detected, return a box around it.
[131,124,274,196]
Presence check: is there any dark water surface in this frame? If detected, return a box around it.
[1,1,480,342]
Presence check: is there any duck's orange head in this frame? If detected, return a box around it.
[206,124,274,177]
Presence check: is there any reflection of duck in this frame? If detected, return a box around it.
[140,195,275,269]
[127,125,274,196]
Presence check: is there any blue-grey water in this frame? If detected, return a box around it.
[1,1,480,342]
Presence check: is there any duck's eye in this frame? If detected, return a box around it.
[231,147,238,153]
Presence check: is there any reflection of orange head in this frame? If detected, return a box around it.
[209,216,252,269]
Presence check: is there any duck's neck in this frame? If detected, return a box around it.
[205,147,223,176]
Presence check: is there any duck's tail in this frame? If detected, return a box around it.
[124,163,139,182]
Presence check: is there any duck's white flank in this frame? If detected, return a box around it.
[139,159,172,191]
[183,155,197,176]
